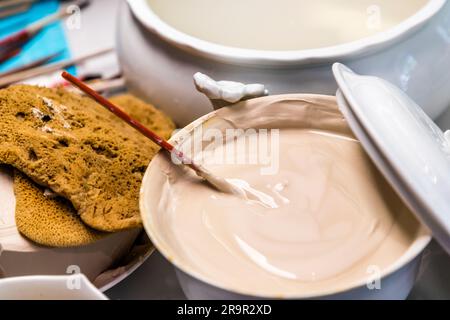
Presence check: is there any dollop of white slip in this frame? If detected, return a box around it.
[194,73,267,105]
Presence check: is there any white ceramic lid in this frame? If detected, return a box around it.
[333,63,450,255]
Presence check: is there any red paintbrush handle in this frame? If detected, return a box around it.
[0,30,30,50]
[61,71,173,151]
[61,71,200,171]
[0,48,20,64]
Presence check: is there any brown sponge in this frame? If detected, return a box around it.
[0,85,175,232]
[14,170,105,247]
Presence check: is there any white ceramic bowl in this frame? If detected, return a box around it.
[118,0,450,126]
[0,275,107,300]
[0,167,143,290]
[139,94,432,300]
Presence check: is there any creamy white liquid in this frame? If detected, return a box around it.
[164,129,397,281]
[147,0,429,50]
[148,95,426,297]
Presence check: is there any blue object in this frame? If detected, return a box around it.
[0,0,74,74]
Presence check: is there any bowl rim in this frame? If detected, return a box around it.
[127,0,445,66]
[139,93,433,299]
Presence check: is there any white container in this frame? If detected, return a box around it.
[173,255,424,300]
[0,167,147,291]
[0,275,107,300]
[118,0,450,126]
[139,64,450,299]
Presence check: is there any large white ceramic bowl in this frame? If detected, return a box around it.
[118,0,450,126]
[139,94,432,300]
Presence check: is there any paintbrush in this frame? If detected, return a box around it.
[0,0,90,62]
[0,51,62,77]
[62,71,246,196]
[0,47,113,87]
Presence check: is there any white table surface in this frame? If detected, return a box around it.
[66,0,450,300]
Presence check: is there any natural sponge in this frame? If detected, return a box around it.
[14,170,104,247]
[0,85,175,232]
[109,94,175,136]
